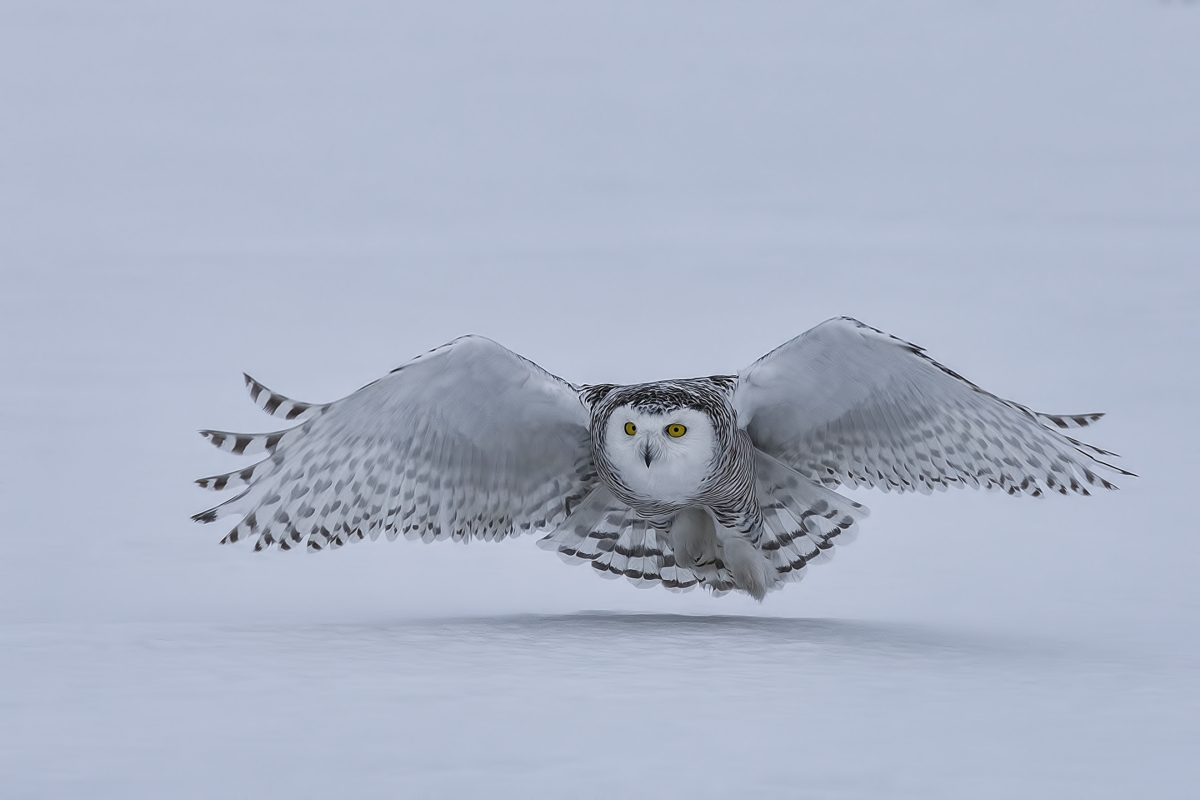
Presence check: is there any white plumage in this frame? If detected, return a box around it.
[194,317,1131,599]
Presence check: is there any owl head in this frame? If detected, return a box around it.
[583,378,736,505]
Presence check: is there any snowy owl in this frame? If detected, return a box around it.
[193,317,1131,599]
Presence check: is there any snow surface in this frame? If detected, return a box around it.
[2,1,1198,797]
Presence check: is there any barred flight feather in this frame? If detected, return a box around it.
[242,373,330,422]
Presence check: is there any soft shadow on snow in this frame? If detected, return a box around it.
[265,611,1118,668]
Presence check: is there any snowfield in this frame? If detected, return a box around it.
[4,616,1197,798]
[2,1,1198,797]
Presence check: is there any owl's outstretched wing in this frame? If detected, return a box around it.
[733,317,1133,496]
[193,336,598,551]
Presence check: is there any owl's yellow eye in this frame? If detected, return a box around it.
[666,423,687,438]
[624,422,637,436]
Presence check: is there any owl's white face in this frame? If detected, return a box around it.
[603,407,719,504]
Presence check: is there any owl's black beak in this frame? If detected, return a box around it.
[641,442,654,467]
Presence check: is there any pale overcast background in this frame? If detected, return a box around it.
[2,1,1198,797]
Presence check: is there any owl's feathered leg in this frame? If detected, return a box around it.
[721,535,779,601]
[670,507,779,600]
[667,507,720,572]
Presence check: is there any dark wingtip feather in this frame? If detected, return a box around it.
[1038,411,1106,430]
[195,474,227,490]
[197,428,291,456]
[198,429,227,449]
[240,373,324,422]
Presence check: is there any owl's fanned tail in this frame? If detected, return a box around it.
[538,474,866,599]
[539,487,718,594]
